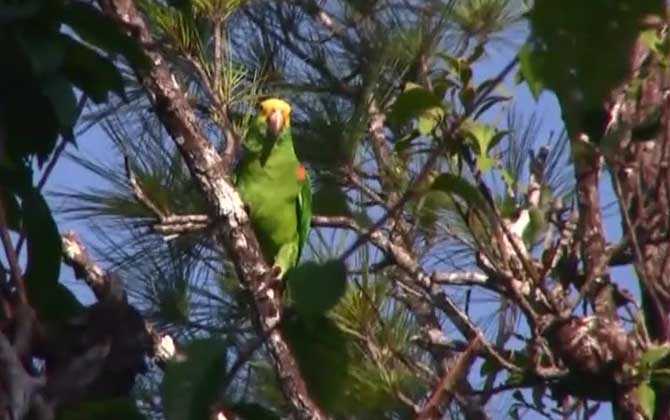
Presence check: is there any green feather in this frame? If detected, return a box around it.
[297,171,312,262]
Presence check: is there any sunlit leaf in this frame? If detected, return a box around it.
[636,381,656,420]
[639,345,670,374]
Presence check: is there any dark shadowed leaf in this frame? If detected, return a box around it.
[163,338,227,420]
[287,259,347,319]
[0,189,21,231]
[312,180,350,217]
[62,1,149,70]
[430,173,487,209]
[21,188,61,287]
[165,0,192,13]
[63,36,126,103]
[3,84,60,162]
[632,106,663,142]
[0,0,41,24]
[57,398,145,420]
[41,75,79,131]
[231,402,280,420]
[282,314,350,412]
[19,183,83,321]
[15,30,66,77]
[389,84,444,129]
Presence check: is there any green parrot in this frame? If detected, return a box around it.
[236,98,312,278]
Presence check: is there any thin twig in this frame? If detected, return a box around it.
[416,338,481,420]
[0,196,27,303]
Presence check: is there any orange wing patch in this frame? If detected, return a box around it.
[296,164,307,182]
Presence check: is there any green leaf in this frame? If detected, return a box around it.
[636,381,656,420]
[389,84,444,129]
[461,120,506,155]
[282,314,350,412]
[57,398,145,420]
[41,75,78,132]
[641,29,662,50]
[460,120,507,174]
[62,35,126,103]
[62,1,149,70]
[163,338,227,420]
[287,259,347,319]
[517,43,545,99]
[430,173,487,209]
[639,346,670,374]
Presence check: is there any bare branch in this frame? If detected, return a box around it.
[417,338,481,420]
[61,231,180,366]
[0,331,45,419]
[0,195,27,304]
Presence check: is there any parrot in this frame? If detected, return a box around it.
[235,98,312,279]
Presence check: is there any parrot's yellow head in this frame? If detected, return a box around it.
[259,98,291,137]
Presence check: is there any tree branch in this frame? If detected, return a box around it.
[96,1,326,417]
[0,196,27,304]
[417,338,481,420]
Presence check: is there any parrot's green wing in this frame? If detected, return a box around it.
[296,171,312,262]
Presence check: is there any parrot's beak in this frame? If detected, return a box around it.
[267,110,284,137]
